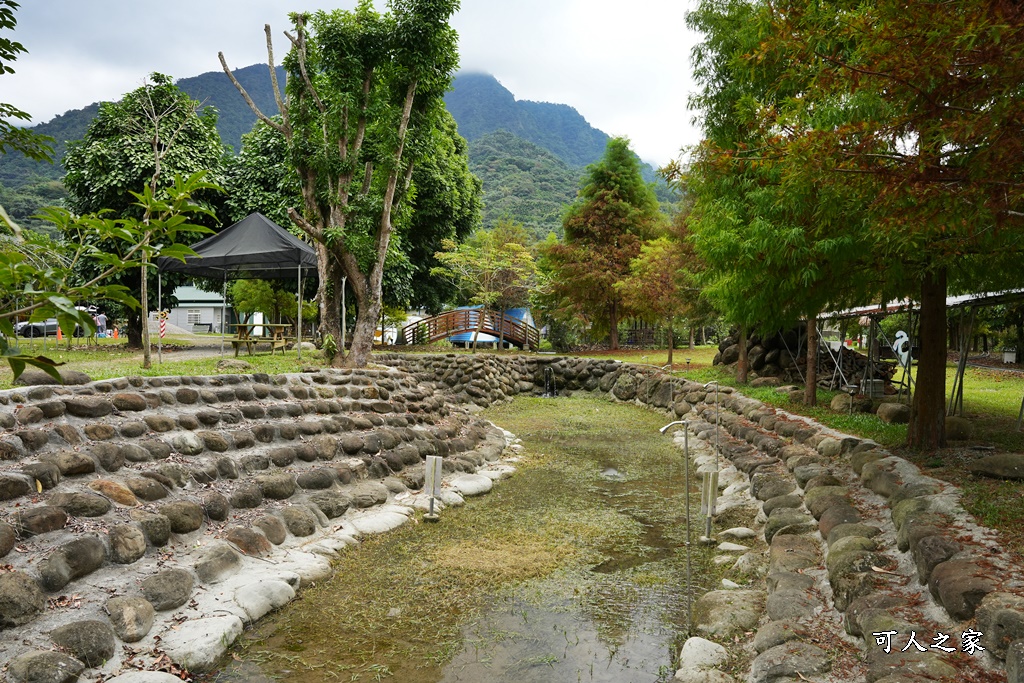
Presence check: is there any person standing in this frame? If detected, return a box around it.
[94,311,107,336]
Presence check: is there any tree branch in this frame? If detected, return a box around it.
[219,52,287,134]
[264,24,287,121]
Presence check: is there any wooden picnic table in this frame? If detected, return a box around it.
[229,323,294,357]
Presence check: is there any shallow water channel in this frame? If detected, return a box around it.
[208,396,721,683]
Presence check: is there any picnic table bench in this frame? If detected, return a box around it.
[229,323,294,357]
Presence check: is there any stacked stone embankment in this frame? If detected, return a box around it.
[381,353,1024,681]
[4,352,1022,682]
[0,366,513,682]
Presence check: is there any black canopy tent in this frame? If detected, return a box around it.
[157,212,318,358]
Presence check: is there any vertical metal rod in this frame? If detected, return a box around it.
[157,273,162,364]
[684,424,692,635]
[297,262,303,361]
[220,272,226,357]
[341,275,347,358]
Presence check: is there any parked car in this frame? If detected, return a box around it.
[14,306,97,338]
[15,319,86,338]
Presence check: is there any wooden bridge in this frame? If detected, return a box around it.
[397,309,540,350]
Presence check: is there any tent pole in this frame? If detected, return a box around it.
[297,262,302,361]
[221,272,226,357]
[157,273,162,364]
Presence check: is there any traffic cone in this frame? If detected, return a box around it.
[56,326,62,340]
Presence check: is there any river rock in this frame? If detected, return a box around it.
[13,506,68,538]
[876,402,911,424]
[126,477,168,501]
[255,515,287,545]
[256,473,296,500]
[201,491,230,521]
[130,510,171,547]
[38,535,107,591]
[750,642,830,683]
[108,523,147,564]
[194,542,242,583]
[0,520,14,556]
[968,453,1024,480]
[281,506,318,537]
[105,595,155,642]
[753,620,803,654]
[7,650,85,683]
[141,568,194,611]
[0,473,33,501]
[159,614,243,672]
[766,588,820,621]
[64,396,113,418]
[972,592,1024,660]
[49,491,111,517]
[234,579,296,621]
[928,559,996,620]
[87,479,139,506]
[224,527,273,557]
[693,589,764,637]
[159,500,205,533]
[678,636,729,671]
[49,619,116,667]
[0,570,45,627]
[105,673,188,683]
[450,473,493,496]
[764,508,816,543]
[349,481,389,508]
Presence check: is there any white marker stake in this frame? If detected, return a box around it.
[424,455,443,522]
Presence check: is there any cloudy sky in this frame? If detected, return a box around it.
[6,1,703,167]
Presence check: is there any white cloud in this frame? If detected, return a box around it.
[5,0,702,165]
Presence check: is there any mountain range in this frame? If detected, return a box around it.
[0,67,670,238]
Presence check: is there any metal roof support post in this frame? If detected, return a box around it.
[296,261,302,361]
[220,272,226,357]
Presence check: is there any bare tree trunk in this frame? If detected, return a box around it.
[667,323,674,368]
[909,268,947,450]
[609,301,620,350]
[471,308,486,352]
[805,316,818,406]
[141,259,151,368]
[737,325,749,383]
[688,325,695,350]
[346,286,380,368]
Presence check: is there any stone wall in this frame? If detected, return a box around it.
[0,366,511,682]
[2,352,1021,682]
[383,353,1024,682]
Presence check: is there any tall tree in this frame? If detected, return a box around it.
[752,0,1024,447]
[544,137,663,349]
[221,0,460,367]
[685,0,876,396]
[0,0,51,163]
[63,73,227,352]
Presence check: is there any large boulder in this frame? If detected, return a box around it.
[968,453,1024,480]
[141,568,194,611]
[876,402,911,424]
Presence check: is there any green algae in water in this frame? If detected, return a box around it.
[208,396,721,682]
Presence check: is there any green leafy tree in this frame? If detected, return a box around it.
[0,1,51,163]
[1,173,216,379]
[544,137,664,349]
[221,0,461,367]
[684,0,878,396]
[432,222,537,349]
[63,74,228,357]
[704,0,1024,446]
